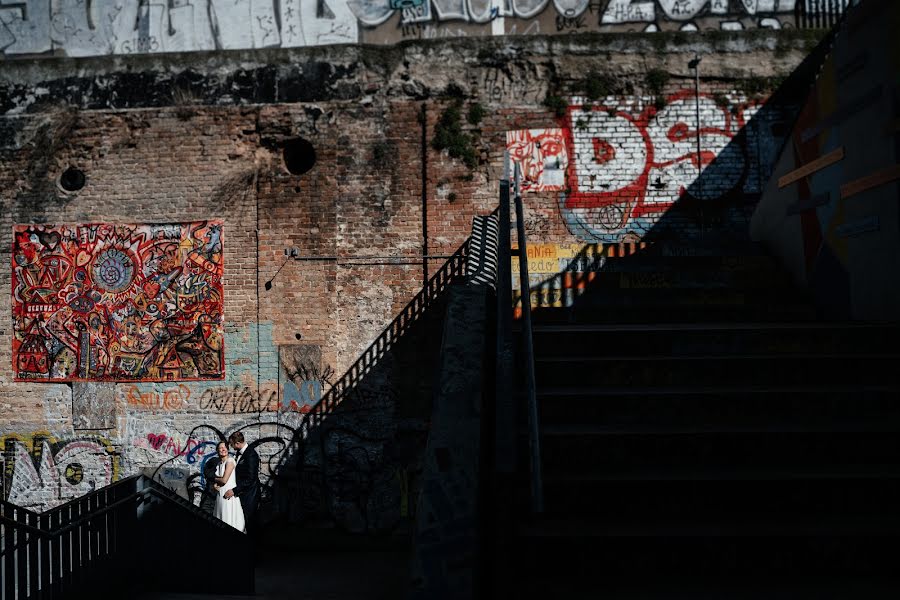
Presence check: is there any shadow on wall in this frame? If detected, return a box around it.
[148,240,470,535]
[511,20,840,317]
[268,241,470,534]
[750,0,900,321]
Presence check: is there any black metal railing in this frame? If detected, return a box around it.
[795,0,850,29]
[295,239,469,441]
[495,158,543,513]
[271,238,470,497]
[0,475,250,600]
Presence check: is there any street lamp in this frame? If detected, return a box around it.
[688,55,702,180]
[689,55,703,237]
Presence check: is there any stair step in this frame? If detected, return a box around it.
[537,430,900,473]
[510,533,900,582]
[519,516,900,538]
[512,576,900,599]
[542,464,900,482]
[526,304,818,324]
[533,354,899,386]
[534,269,789,291]
[538,420,900,435]
[533,475,900,517]
[536,383,899,396]
[524,322,900,357]
[536,386,900,429]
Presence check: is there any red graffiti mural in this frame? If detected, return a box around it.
[12,221,224,382]
[508,90,782,242]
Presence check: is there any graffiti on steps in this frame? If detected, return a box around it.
[1,432,119,510]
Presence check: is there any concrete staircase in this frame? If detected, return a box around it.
[508,239,900,597]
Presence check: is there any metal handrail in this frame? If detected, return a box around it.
[273,238,471,481]
[0,476,240,543]
[495,156,543,513]
[510,162,543,513]
[299,239,468,438]
[1,475,251,600]
[795,0,849,29]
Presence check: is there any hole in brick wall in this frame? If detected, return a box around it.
[59,167,86,192]
[283,138,316,175]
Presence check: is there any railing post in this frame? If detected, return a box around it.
[27,512,38,599]
[511,164,544,514]
[495,154,516,474]
[3,504,14,600]
[16,509,26,599]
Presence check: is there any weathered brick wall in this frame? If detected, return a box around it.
[0,32,812,519]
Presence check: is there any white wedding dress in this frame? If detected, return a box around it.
[214,457,246,532]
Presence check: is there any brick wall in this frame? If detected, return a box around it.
[0,32,812,516]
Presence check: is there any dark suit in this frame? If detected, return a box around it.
[233,444,260,534]
[200,455,221,514]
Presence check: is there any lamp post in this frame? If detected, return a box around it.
[688,55,703,236]
[688,55,702,180]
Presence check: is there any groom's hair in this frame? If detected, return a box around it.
[228,432,245,444]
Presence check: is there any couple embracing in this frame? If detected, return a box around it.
[212,432,259,534]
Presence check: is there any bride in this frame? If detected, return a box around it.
[213,441,245,532]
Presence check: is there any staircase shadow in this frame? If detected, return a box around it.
[262,241,471,541]
[535,22,842,322]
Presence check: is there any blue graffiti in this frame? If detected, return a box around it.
[186,440,217,465]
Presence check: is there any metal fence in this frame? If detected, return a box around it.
[795,0,852,29]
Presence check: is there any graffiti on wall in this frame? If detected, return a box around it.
[281,344,332,414]
[125,383,193,410]
[1,432,119,510]
[0,0,804,57]
[506,128,569,192]
[0,0,358,57]
[509,90,788,242]
[359,0,799,29]
[197,385,281,413]
[12,221,225,382]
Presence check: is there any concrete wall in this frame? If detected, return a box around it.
[0,0,813,59]
[750,0,900,320]
[0,32,811,517]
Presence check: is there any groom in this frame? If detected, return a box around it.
[225,431,260,535]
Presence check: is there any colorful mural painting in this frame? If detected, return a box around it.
[508,90,787,242]
[12,221,224,382]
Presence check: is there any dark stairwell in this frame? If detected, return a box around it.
[490,2,900,597]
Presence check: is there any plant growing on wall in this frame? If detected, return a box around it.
[543,94,568,117]
[645,68,670,110]
[467,103,486,126]
[581,71,617,102]
[432,99,478,169]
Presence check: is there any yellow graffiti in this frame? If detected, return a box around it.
[126,384,191,410]
[1,430,121,484]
